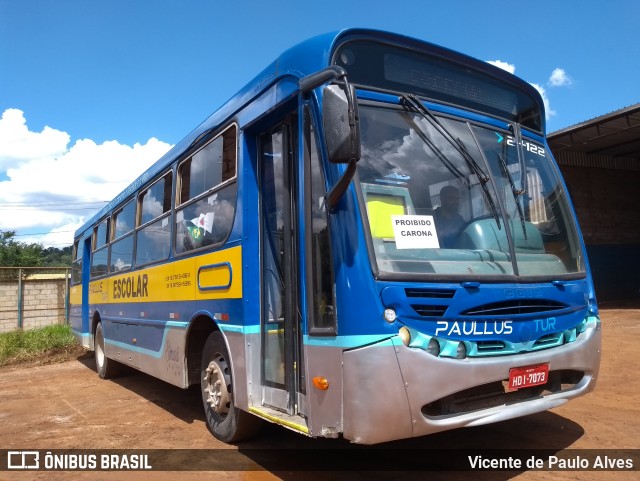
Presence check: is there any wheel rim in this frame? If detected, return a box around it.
[203,354,231,417]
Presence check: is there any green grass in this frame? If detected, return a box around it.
[0,323,77,366]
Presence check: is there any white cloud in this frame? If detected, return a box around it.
[0,109,70,170]
[0,109,172,247]
[38,223,85,250]
[486,60,558,120]
[548,68,572,87]
[487,60,516,75]
[530,83,556,119]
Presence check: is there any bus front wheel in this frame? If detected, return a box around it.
[94,322,123,379]
[201,331,261,443]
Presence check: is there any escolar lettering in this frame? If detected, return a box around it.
[113,274,149,299]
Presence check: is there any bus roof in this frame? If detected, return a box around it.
[75,28,544,238]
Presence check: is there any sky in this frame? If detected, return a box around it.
[1,0,638,248]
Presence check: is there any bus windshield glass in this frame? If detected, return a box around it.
[357,104,585,279]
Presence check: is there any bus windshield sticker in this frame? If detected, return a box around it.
[391,215,439,249]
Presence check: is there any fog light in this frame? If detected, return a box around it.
[456,342,467,359]
[427,338,440,356]
[398,327,411,346]
[383,308,397,323]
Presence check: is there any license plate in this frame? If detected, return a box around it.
[508,364,549,390]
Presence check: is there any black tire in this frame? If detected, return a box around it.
[201,331,261,443]
[94,322,123,379]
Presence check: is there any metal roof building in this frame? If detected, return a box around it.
[548,104,640,303]
[549,104,640,169]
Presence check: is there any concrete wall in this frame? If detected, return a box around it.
[0,278,68,333]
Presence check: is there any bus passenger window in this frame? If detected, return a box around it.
[93,218,109,250]
[139,173,172,225]
[175,125,238,254]
[135,172,172,266]
[179,137,223,203]
[91,218,110,278]
[71,238,83,285]
[113,199,136,240]
[110,234,134,272]
[175,183,238,253]
[90,246,108,278]
[177,127,236,205]
[136,218,171,265]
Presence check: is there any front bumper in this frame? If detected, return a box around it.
[342,317,601,444]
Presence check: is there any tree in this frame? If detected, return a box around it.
[0,230,45,267]
[43,245,73,267]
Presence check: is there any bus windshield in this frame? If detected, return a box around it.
[357,103,585,279]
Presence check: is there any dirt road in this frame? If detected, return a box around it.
[1,307,638,481]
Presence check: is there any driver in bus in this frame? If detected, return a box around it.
[433,185,466,248]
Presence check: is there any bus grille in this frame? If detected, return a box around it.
[405,288,456,299]
[411,304,448,317]
[460,299,567,316]
[476,341,506,353]
[533,332,564,348]
[406,288,454,317]
[421,369,584,417]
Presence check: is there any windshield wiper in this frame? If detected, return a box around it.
[509,123,529,199]
[400,94,501,230]
[497,152,527,239]
[508,123,530,239]
[404,117,469,183]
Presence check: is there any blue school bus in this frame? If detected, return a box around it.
[70,28,601,444]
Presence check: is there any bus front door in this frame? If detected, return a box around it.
[259,118,300,416]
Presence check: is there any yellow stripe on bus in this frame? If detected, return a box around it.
[86,245,242,305]
[248,407,309,434]
[69,285,82,305]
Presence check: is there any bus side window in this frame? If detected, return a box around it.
[71,238,83,285]
[135,172,173,266]
[110,199,136,272]
[90,246,109,278]
[93,218,109,250]
[91,218,110,278]
[175,125,238,254]
[305,106,336,334]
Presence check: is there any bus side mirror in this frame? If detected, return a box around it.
[323,84,361,164]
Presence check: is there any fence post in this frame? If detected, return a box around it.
[17,268,23,329]
[65,268,70,324]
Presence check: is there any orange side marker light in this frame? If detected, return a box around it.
[312,376,329,390]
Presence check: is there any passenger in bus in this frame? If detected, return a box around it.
[433,185,466,248]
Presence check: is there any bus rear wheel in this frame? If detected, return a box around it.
[94,322,123,379]
[201,331,261,443]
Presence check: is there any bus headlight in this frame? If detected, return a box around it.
[398,327,411,346]
[456,342,467,359]
[427,338,440,356]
